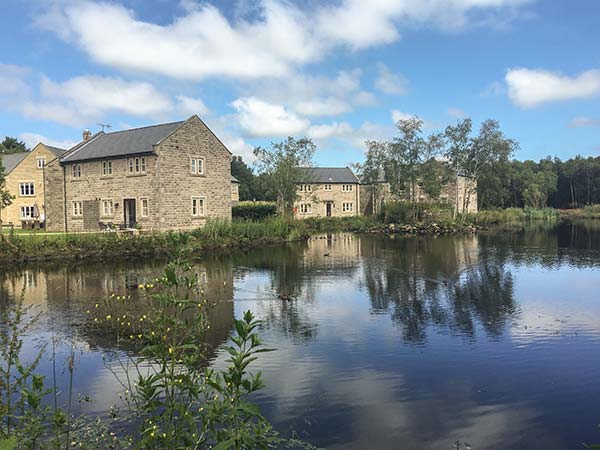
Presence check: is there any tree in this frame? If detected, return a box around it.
[444,119,517,216]
[0,159,14,224]
[253,137,316,216]
[231,156,264,201]
[0,137,27,154]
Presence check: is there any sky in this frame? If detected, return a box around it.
[1,0,599,166]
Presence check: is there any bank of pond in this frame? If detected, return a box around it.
[0,206,598,263]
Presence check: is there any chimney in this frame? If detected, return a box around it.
[82,129,91,141]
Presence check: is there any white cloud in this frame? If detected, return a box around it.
[176,95,209,116]
[0,64,30,97]
[294,98,352,117]
[19,132,77,150]
[307,122,353,140]
[374,63,408,95]
[231,97,310,137]
[569,116,600,128]
[37,0,534,81]
[447,107,467,118]
[391,109,415,123]
[505,68,600,108]
[40,75,173,117]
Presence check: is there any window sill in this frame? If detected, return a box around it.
[126,173,147,177]
[71,216,83,220]
[191,215,206,219]
[190,173,206,177]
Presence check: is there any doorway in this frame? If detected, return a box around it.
[123,198,136,228]
[326,202,332,217]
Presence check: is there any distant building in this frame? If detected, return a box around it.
[294,167,360,218]
[359,171,478,215]
[44,115,233,232]
[0,143,66,228]
[231,175,240,204]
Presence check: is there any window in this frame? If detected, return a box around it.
[299,203,312,214]
[191,196,205,217]
[101,160,112,176]
[101,199,114,216]
[36,158,46,169]
[342,184,353,192]
[140,198,149,217]
[19,182,35,196]
[128,157,147,175]
[72,201,83,217]
[342,202,354,212]
[20,206,35,219]
[298,184,312,192]
[324,184,332,191]
[190,157,205,175]
[72,164,82,178]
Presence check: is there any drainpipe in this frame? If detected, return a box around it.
[62,164,68,233]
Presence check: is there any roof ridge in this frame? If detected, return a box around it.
[104,120,185,136]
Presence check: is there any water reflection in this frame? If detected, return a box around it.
[1,222,600,449]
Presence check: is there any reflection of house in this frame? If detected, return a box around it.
[231,175,240,204]
[0,143,66,227]
[294,167,360,218]
[359,172,478,215]
[44,115,232,232]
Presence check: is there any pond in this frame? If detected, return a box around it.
[1,221,600,449]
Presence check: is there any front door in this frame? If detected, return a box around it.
[326,202,332,217]
[124,199,136,228]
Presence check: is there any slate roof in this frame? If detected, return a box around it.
[295,167,359,184]
[61,120,185,163]
[1,153,28,174]
[45,145,67,158]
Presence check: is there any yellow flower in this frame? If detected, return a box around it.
[138,284,145,290]
[106,315,111,320]
[168,347,174,354]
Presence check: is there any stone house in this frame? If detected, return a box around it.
[44,115,232,232]
[231,175,240,204]
[359,172,478,215]
[0,143,66,227]
[294,167,360,218]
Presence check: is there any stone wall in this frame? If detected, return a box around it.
[293,183,360,218]
[155,116,232,230]
[231,182,239,204]
[2,144,59,226]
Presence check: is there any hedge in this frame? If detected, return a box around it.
[232,201,278,221]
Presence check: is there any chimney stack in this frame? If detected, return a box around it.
[82,129,91,141]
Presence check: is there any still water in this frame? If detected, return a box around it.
[1,222,600,449]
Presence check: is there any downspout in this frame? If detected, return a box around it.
[62,164,68,233]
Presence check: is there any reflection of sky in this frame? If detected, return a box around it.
[3,228,600,449]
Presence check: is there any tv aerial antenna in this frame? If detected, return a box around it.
[97,123,112,132]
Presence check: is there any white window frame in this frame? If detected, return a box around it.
[101,160,112,176]
[299,203,312,214]
[342,184,353,192]
[20,206,35,220]
[36,158,46,169]
[19,182,35,197]
[191,196,206,217]
[324,184,332,191]
[128,157,147,175]
[72,201,83,217]
[101,199,114,217]
[190,157,205,175]
[140,197,149,218]
[72,164,82,178]
[342,202,354,212]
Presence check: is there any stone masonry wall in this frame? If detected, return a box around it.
[2,144,59,226]
[44,158,66,232]
[293,183,360,218]
[156,116,232,231]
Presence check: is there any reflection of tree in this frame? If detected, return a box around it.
[361,235,516,343]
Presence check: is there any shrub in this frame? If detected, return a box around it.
[232,202,277,221]
[379,201,453,224]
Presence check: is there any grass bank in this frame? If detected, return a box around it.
[470,207,560,229]
[558,204,600,220]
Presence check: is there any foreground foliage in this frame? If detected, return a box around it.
[0,235,316,449]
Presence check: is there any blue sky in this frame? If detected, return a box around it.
[1,0,599,166]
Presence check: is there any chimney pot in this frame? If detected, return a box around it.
[83,129,91,141]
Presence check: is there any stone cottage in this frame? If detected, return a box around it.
[0,143,66,227]
[294,167,360,218]
[44,115,232,232]
[359,172,478,215]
